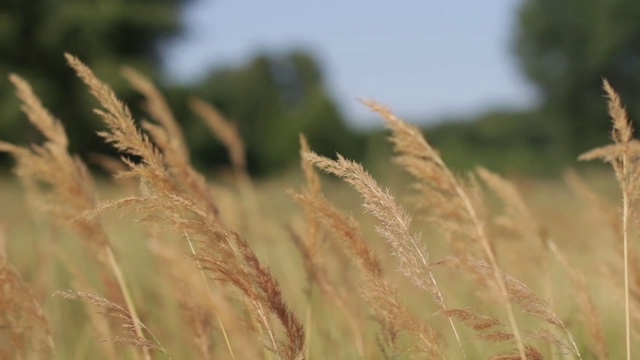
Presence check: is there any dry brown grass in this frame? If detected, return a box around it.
[579,80,640,360]
[0,56,638,360]
[0,253,54,359]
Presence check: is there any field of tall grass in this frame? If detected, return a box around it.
[0,54,637,360]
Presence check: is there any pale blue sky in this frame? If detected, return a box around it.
[163,0,536,128]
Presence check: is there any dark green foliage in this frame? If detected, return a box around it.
[513,0,640,155]
[420,0,640,176]
[0,2,364,176]
[358,1,640,177]
[0,0,189,157]
[420,110,571,175]
[183,51,366,175]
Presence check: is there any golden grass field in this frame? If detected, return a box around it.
[0,54,638,360]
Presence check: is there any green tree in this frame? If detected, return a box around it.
[513,0,640,156]
[184,50,365,175]
[0,0,190,155]
[423,109,568,174]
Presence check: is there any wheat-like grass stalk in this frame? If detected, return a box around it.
[6,50,639,359]
[303,153,442,302]
[489,345,543,360]
[121,66,189,159]
[67,54,305,359]
[190,97,258,219]
[122,67,221,218]
[0,253,55,358]
[0,72,153,360]
[121,67,237,358]
[52,247,120,360]
[292,189,445,358]
[580,79,640,360]
[564,169,622,240]
[148,235,259,360]
[294,134,437,357]
[288,135,365,358]
[477,167,587,358]
[361,99,527,359]
[303,151,455,358]
[546,240,608,359]
[195,227,306,359]
[54,290,170,358]
[189,98,246,175]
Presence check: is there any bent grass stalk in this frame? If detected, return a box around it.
[579,79,639,360]
[123,66,236,359]
[105,247,152,360]
[183,230,236,360]
[0,73,152,360]
[362,100,527,360]
[67,53,304,360]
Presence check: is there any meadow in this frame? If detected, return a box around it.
[0,54,637,360]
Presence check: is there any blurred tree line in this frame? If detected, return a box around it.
[173,52,366,174]
[0,0,364,176]
[427,0,640,174]
[0,0,190,158]
[2,0,640,176]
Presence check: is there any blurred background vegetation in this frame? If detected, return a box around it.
[2,0,640,176]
